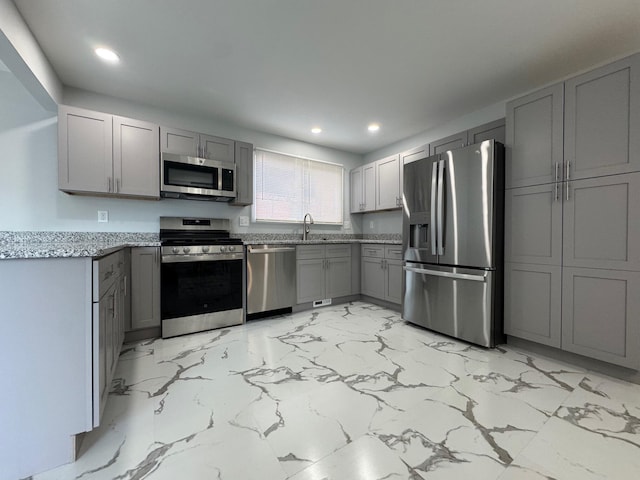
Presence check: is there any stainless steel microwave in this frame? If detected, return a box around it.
[161,152,236,201]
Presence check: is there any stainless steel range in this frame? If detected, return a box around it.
[160,217,245,338]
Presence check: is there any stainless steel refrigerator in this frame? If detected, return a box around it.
[402,140,504,347]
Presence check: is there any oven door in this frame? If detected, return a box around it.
[161,252,244,338]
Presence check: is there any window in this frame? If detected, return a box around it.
[253,149,343,224]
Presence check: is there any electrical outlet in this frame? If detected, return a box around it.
[343,220,352,230]
[97,211,109,223]
[238,216,249,227]
[369,220,375,229]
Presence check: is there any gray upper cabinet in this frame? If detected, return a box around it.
[130,247,161,331]
[230,141,254,206]
[59,106,160,198]
[505,183,563,266]
[562,267,640,369]
[504,262,562,348]
[363,163,376,211]
[564,54,640,180]
[59,106,112,194]
[506,83,564,189]
[429,131,468,156]
[159,126,199,156]
[562,173,640,272]
[375,154,401,210]
[199,134,235,162]
[349,167,364,213]
[113,116,160,198]
[468,118,505,145]
[159,127,235,162]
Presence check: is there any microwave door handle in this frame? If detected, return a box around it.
[437,159,445,256]
[430,161,438,255]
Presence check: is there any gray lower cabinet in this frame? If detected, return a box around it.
[296,244,352,303]
[562,267,640,368]
[130,247,161,331]
[59,105,160,198]
[504,262,562,348]
[92,250,126,427]
[506,83,564,189]
[361,245,403,304]
[564,54,640,180]
[230,141,254,206]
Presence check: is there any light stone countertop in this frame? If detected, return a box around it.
[0,231,401,259]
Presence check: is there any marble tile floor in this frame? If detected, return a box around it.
[31,302,640,480]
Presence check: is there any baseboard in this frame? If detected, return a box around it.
[359,295,402,312]
[124,326,161,343]
[506,336,640,385]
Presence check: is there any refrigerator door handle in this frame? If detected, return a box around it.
[437,159,445,256]
[430,161,438,255]
[403,265,488,282]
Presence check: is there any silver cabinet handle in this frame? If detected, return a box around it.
[430,161,438,255]
[437,160,445,256]
[404,265,487,282]
[566,161,571,181]
[554,182,559,202]
[566,182,570,201]
[555,162,559,182]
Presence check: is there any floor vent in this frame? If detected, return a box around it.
[313,299,332,307]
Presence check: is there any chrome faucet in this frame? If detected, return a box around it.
[303,213,314,241]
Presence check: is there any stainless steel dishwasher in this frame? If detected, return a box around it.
[246,245,296,315]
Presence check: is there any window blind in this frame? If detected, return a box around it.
[254,149,343,224]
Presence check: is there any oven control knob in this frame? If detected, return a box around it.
[172,247,179,254]
[183,247,191,254]
[220,246,227,253]
[202,246,210,253]
[228,245,236,252]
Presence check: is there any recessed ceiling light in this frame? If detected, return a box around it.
[311,127,322,134]
[368,123,380,132]
[95,47,120,63]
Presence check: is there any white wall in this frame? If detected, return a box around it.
[360,100,507,235]
[0,81,364,234]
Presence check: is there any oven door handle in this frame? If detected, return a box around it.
[162,253,244,263]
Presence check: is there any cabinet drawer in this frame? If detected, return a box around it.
[93,252,119,301]
[361,245,384,258]
[325,244,351,258]
[384,245,403,260]
[296,244,325,260]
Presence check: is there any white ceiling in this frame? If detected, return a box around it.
[12,0,640,154]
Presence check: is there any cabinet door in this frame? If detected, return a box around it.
[564,54,640,180]
[113,116,160,198]
[200,134,235,162]
[92,300,107,427]
[361,256,385,299]
[468,118,506,145]
[160,126,198,156]
[362,163,376,211]
[506,83,564,188]
[375,154,401,210]
[296,259,325,303]
[429,131,468,155]
[505,184,563,266]
[58,105,112,194]
[350,167,363,213]
[230,141,253,206]
[326,257,352,298]
[563,173,640,271]
[385,259,403,304]
[504,262,562,347]
[562,267,640,369]
[130,247,161,330]
[400,145,428,203]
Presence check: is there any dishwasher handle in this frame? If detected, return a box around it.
[403,265,487,282]
[248,246,296,253]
